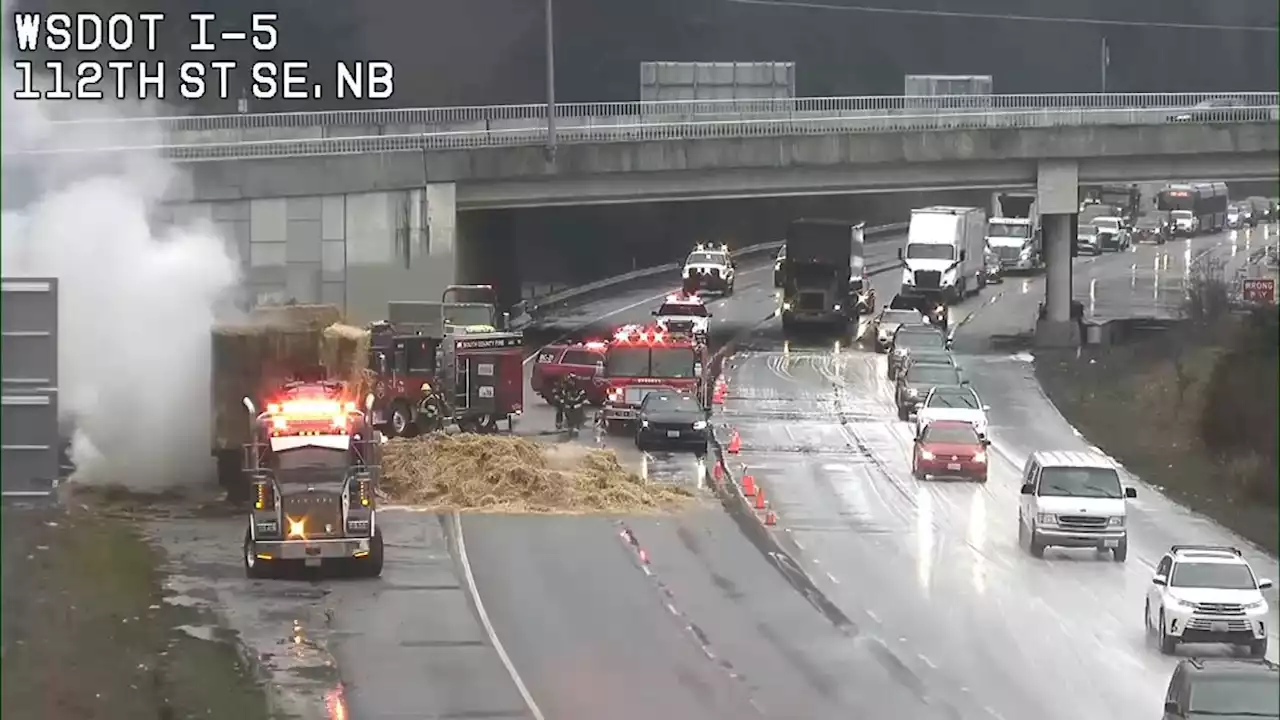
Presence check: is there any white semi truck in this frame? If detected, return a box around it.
[898,206,988,304]
[986,192,1044,274]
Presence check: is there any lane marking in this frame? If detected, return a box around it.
[451,513,546,720]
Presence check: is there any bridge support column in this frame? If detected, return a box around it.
[1035,161,1081,348]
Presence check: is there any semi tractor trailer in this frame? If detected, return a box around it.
[779,218,868,335]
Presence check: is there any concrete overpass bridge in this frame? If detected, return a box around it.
[12,92,1278,335]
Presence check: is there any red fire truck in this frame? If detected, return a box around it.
[368,286,524,436]
[599,324,707,433]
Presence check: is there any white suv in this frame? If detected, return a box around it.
[652,293,710,339]
[681,244,735,295]
[1146,545,1273,657]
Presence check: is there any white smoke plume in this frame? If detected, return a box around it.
[2,50,242,488]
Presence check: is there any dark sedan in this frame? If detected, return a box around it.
[635,391,709,452]
[887,326,950,379]
[896,363,966,420]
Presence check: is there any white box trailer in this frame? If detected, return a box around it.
[899,206,988,303]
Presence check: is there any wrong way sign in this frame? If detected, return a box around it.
[1242,277,1276,305]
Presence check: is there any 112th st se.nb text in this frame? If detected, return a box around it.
[11,59,394,101]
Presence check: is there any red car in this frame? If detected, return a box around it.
[912,420,989,482]
[530,342,608,405]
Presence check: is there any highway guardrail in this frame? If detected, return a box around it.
[510,222,907,328]
[11,103,1278,161]
[39,92,1280,136]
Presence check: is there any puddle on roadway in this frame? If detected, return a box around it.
[149,517,343,720]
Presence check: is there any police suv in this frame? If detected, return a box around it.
[652,293,711,340]
[681,243,735,295]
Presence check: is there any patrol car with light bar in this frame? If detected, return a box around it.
[652,293,711,340]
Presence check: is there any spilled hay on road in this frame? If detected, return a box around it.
[381,434,693,513]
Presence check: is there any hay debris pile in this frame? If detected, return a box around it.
[381,435,694,513]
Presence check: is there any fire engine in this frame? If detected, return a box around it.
[368,286,525,436]
[600,324,707,433]
[240,381,383,579]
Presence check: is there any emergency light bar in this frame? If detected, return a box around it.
[264,397,358,437]
[693,243,730,252]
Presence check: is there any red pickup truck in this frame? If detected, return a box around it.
[530,342,608,405]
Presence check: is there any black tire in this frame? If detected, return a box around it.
[390,402,418,438]
[1158,611,1178,655]
[356,527,385,578]
[1112,540,1128,562]
[1029,528,1046,559]
[243,528,272,579]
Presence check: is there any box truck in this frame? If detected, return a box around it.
[898,207,988,303]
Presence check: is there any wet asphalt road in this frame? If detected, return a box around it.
[151,224,1277,719]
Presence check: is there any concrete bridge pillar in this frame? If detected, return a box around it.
[343,182,462,324]
[1035,160,1082,348]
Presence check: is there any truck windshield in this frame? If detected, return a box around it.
[606,347,650,377]
[788,264,837,285]
[273,447,349,484]
[443,305,495,327]
[659,303,708,317]
[686,252,725,266]
[987,223,1031,239]
[651,348,697,378]
[906,243,955,260]
[1171,210,1193,220]
[1188,677,1280,715]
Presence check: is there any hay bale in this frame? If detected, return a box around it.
[380,434,693,514]
[211,313,372,449]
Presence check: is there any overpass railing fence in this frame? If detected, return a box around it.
[11,102,1278,162]
[31,92,1280,144]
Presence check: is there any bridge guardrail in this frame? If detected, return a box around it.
[13,105,1277,161]
[41,92,1280,136]
[511,222,907,328]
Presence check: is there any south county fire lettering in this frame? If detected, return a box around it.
[455,337,523,351]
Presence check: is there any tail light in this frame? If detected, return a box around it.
[254,480,275,511]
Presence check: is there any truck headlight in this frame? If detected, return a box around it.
[833,304,842,311]
[1036,513,1058,525]
[692,420,707,430]
[1243,599,1267,611]
[641,420,649,428]
[1019,247,1032,259]
[905,387,918,397]
[1108,516,1125,526]
[782,301,792,310]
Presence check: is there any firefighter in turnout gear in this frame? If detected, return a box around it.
[552,372,589,430]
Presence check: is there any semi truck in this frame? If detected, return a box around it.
[986,192,1043,274]
[1081,184,1142,225]
[210,305,384,578]
[779,218,867,334]
[899,207,988,303]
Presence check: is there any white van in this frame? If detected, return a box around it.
[1017,450,1137,562]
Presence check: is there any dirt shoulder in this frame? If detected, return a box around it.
[1,503,278,720]
[1035,318,1278,555]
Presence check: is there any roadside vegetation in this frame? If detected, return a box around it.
[1035,266,1278,554]
[1,503,278,720]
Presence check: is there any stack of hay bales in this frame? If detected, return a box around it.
[211,305,371,452]
[380,434,694,514]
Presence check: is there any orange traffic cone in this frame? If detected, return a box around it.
[726,430,742,454]
[754,488,767,511]
[713,379,728,405]
[741,474,757,497]
[763,509,777,526]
